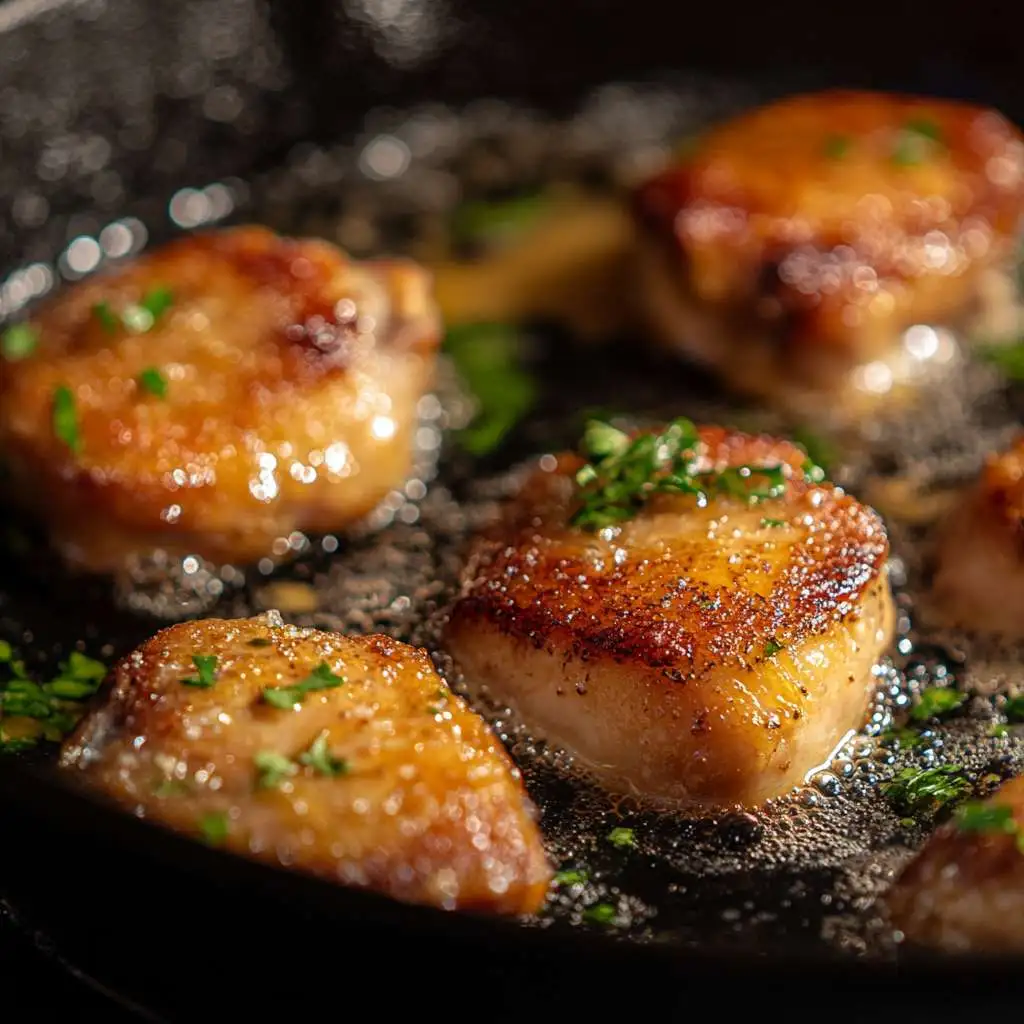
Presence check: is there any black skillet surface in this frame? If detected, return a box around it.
[4,0,1024,1016]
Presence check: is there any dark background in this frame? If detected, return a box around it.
[1,0,1022,1017]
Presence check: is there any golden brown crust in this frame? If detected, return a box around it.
[634,90,1024,356]
[450,427,888,677]
[60,615,551,914]
[0,226,440,571]
[887,777,1024,952]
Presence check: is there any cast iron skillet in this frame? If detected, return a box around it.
[3,0,1024,1016]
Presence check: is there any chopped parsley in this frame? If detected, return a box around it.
[954,801,1020,839]
[791,427,838,474]
[891,119,943,167]
[91,287,174,335]
[607,826,636,849]
[140,286,174,320]
[452,192,549,250]
[262,661,345,709]
[763,639,784,658]
[200,812,229,846]
[582,902,617,925]
[444,323,537,457]
[0,647,107,751]
[1,323,37,361]
[909,686,966,723]
[823,134,851,159]
[990,723,1010,738]
[1003,696,1024,723]
[978,340,1024,380]
[553,868,589,886]
[92,301,121,333]
[760,518,786,528]
[570,418,793,531]
[881,764,972,817]
[138,367,168,399]
[905,118,943,142]
[181,654,219,689]
[298,730,348,777]
[254,750,297,789]
[52,385,81,454]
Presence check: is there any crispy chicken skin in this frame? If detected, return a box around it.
[444,426,894,809]
[633,90,1024,414]
[0,226,440,573]
[59,613,551,914]
[931,436,1024,636]
[887,776,1024,953]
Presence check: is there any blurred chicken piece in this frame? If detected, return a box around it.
[0,226,440,573]
[60,613,551,914]
[888,776,1024,952]
[444,422,894,808]
[633,90,1024,419]
[931,435,1024,636]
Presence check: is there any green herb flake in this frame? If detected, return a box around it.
[978,341,1024,380]
[199,812,229,846]
[452,193,549,250]
[990,723,1010,738]
[763,639,784,658]
[582,902,617,925]
[891,119,943,168]
[444,323,537,457]
[254,749,298,789]
[553,868,588,886]
[953,801,1019,838]
[0,649,107,753]
[1004,696,1024,723]
[0,641,11,663]
[570,417,787,531]
[760,518,786,528]
[910,686,966,723]
[52,385,81,454]
[248,637,273,648]
[607,826,636,849]
[1,323,37,361]
[262,661,345,709]
[823,134,851,159]
[881,764,972,817]
[140,286,174,321]
[138,367,168,399]
[181,654,219,689]
[92,301,121,334]
[792,427,839,474]
[905,118,943,142]
[298,730,348,777]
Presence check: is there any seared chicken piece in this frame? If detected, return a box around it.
[59,613,551,914]
[931,436,1024,636]
[888,776,1024,953]
[0,226,440,573]
[444,422,894,809]
[633,90,1024,419]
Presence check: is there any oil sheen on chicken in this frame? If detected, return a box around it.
[887,776,1024,952]
[59,612,551,914]
[444,426,895,809]
[0,226,440,572]
[632,90,1024,420]
[931,436,1024,637]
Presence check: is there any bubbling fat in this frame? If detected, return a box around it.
[3,80,1024,955]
